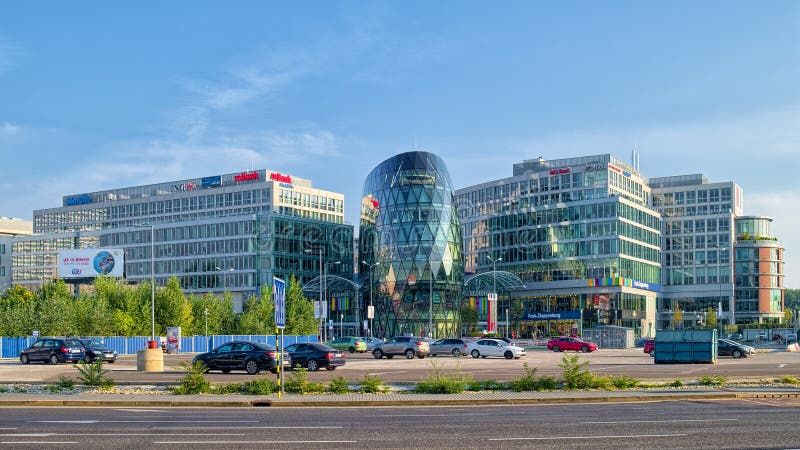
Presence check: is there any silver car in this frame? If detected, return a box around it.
[429,338,466,357]
[372,336,430,359]
[362,336,385,352]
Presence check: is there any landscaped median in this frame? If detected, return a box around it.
[1,356,799,407]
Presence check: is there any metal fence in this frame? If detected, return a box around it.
[0,335,319,359]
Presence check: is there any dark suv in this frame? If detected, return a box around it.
[19,338,86,364]
[193,341,281,374]
[372,336,430,359]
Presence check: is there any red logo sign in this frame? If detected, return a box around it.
[234,171,260,182]
[371,199,379,208]
[269,172,292,184]
[608,164,622,174]
[549,168,570,175]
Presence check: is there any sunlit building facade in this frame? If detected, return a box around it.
[359,151,464,338]
[12,169,352,311]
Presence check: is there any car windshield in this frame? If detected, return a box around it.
[79,339,104,346]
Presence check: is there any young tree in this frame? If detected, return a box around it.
[673,308,683,330]
[155,277,193,335]
[706,306,717,328]
[34,279,75,336]
[284,275,316,335]
[236,285,274,334]
[190,293,236,335]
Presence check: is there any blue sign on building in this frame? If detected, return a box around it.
[65,194,93,206]
[524,311,582,321]
[274,277,286,329]
[201,176,222,188]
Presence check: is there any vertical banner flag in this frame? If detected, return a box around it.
[274,277,286,329]
[487,292,498,333]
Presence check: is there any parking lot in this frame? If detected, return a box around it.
[1,346,799,385]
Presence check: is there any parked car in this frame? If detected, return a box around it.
[362,336,385,351]
[372,336,430,359]
[644,339,655,357]
[429,338,467,357]
[464,338,526,359]
[76,338,118,363]
[547,336,598,353]
[328,336,367,353]
[19,338,86,365]
[193,341,281,374]
[284,342,346,371]
[717,339,750,358]
[787,334,798,343]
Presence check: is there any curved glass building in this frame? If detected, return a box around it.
[360,151,464,338]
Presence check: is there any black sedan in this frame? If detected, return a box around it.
[76,338,118,363]
[718,339,749,359]
[284,342,346,371]
[193,341,280,375]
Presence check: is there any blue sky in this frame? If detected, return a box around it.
[0,2,798,286]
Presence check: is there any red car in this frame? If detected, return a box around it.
[644,339,655,357]
[547,337,597,353]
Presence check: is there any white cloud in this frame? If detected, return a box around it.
[1,122,19,135]
[0,38,20,75]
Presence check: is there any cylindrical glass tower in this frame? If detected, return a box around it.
[359,151,464,338]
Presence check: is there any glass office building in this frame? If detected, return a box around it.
[0,217,32,294]
[733,216,784,323]
[359,151,464,338]
[456,155,661,337]
[12,169,352,311]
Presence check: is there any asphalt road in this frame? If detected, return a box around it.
[2,348,799,385]
[0,398,798,449]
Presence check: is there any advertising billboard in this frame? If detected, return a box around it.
[58,248,125,279]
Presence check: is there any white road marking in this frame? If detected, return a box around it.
[162,426,343,430]
[114,408,167,413]
[368,370,408,375]
[582,419,737,424]
[489,433,688,441]
[0,433,246,437]
[154,441,357,445]
[35,420,259,423]
[779,364,787,368]
[1,442,77,445]
[375,414,489,417]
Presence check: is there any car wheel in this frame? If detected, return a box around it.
[649,350,655,357]
[221,369,231,374]
[386,355,394,359]
[108,359,115,364]
[49,355,58,365]
[417,354,426,359]
[245,359,260,375]
[348,346,355,353]
[452,348,462,357]
[373,349,384,359]
[20,354,29,365]
[326,366,337,371]
[404,349,415,359]
[581,345,589,353]
[307,359,319,371]
[552,345,560,352]
[471,350,480,358]
[504,351,513,359]
[733,350,743,359]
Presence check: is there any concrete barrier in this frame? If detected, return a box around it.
[787,343,800,352]
[136,349,164,372]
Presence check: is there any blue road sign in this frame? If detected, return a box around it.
[274,277,286,329]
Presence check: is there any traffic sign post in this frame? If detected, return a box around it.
[273,277,286,396]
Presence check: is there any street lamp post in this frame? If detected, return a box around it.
[488,255,502,334]
[204,308,209,336]
[339,313,344,339]
[305,248,324,341]
[135,224,156,342]
[429,271,435,339]
[362,261,380,338]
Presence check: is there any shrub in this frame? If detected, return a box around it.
[558,354,593,390]
[698,375,727,386]
[359,374,387,393]
[780,376,799,385]
[214,383,244,394]
[76,359,115,389]
[415,359,472,394]
[611,375,639,389]
[243,377,279,395]
[48,375,77,393]
[173,361,211,395]
[328,376,351,394]
[535,376,558,391]
[284,367,325,394]
[667,379,684,388]
[509,363,538,392]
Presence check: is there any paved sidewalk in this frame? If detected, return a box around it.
[1,387,798,408]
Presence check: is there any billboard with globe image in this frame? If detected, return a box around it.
[58,248,125,279]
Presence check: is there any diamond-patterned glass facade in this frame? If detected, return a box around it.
[360,151,464,338]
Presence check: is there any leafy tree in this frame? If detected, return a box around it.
[236,285,274,334]
[33,280,74,336]
[190,293,236,335]
[706,306,717,328]
[460,306,478,330]
[285,275,316,335]
[673,308,683,330]
[785,289,799,310]
[155,277,194,335]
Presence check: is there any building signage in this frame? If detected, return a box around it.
[171,182,196,192]
[587,277,661,292]
[65,194,93,206]
[371,199,379,208]
[57,248,125,279]
[201,176,222,188]
[269,172,292,184]
[234,171,260,182]
[622,170,631,177]
[584,162,605,171]
[608,164,623,174]
[524,311,581,321]
[548,168,571,175]
[274,277,286,329]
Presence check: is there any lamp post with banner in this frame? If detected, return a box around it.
[305,248,325,341]
[487,255,502,334]
[363,261,380,337]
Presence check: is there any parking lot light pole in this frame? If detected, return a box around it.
[363,261,380,337]
[305,248,324,341]
[204,308,209,336]
[488,255,502,334]
[135,223,156,342]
